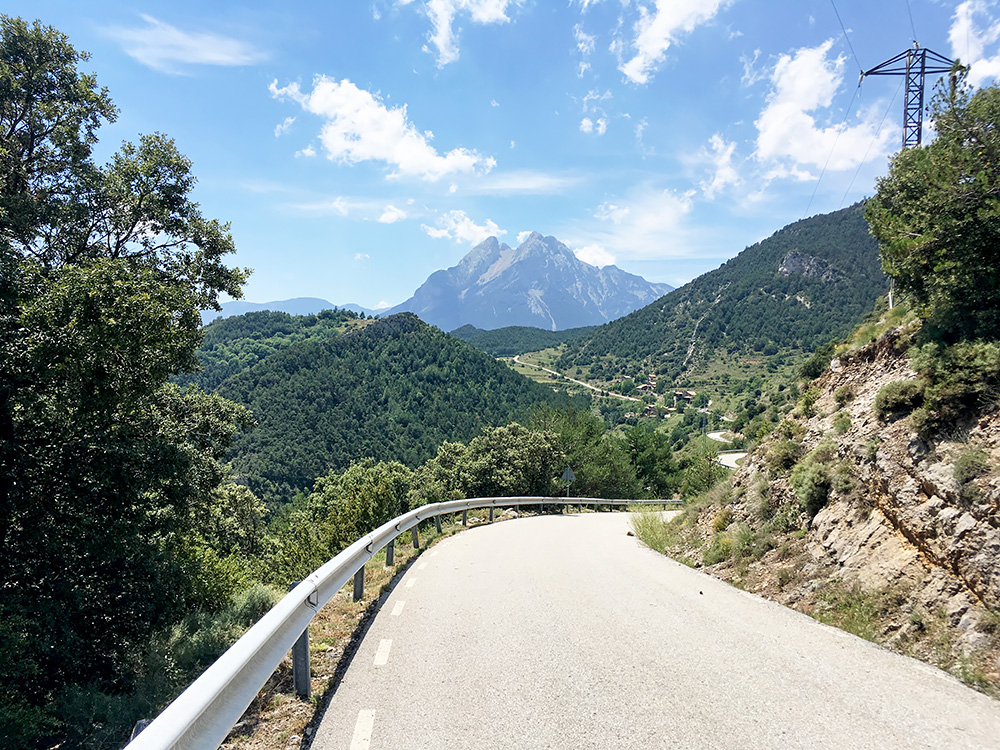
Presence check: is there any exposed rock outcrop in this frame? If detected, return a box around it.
[778,251,847,283]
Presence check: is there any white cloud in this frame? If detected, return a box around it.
[295,144,317,158]
[374,300,392,309]
[581,88,612,112]
[574,24,596,55]
[580,117,594,133]
[578,61,591,77]
[421,209,505,244]
[619,0,730,84]
[379,205,407,223]
[594,202,630,224]
[754,40,894,172]
[104,15,266,73]
[595,117,608,135]
[476,170,579,193]
[587,188,695,259]
[699,134,740,199]
[574,243,616,267]
[575,0,604,10]
[270,76,495,180]
[491,99,500,107]
[274,116,296,137]
[517,230,532,244]
[740,48,766,87]
[950,0,1000,87]
[355,252,370,261]
[416,0,522,67]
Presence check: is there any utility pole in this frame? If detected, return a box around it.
[861,42,956,149]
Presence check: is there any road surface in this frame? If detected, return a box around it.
[312,513,1000,749]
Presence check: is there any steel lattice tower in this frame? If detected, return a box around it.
[861,43,956,148]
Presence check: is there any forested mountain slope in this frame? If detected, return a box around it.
[451,323,596,357]
[211,313,580,504]
[559,204,886,379]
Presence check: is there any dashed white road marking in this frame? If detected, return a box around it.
[392,601,405,616]
[418,562,428,570]
[405,578,416,588]
[350,710,374,749]
[374,639,392,666]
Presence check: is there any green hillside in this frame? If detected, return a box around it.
[212,313,582,504]
[451,323,597,357]
[559,204,886,381]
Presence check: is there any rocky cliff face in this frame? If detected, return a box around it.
[669,325,1000,690]
[389,233,672,331]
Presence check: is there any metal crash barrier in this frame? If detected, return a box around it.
[125,497,676,749]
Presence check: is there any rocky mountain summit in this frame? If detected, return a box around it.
[388,232,672,331]
[667,323,1000,688]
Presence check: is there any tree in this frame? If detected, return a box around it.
[866,70,1000,340]
[0,17,250,744]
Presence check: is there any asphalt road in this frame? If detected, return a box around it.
[311,512,1000,749]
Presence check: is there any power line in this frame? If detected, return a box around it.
[839,77,904,209]
[904,0,918,42]
[805,83,861,216]
[829,0,863,72]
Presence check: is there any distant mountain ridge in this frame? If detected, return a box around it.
[202,298,378,326]
[389,232,673,331]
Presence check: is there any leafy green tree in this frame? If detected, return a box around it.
[461,423,562,497]
[0,17,249,745]
[866,72,1000,339]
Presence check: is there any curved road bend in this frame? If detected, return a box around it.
[312,512,1000,749]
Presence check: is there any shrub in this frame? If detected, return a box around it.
[713,508,733,532]
[791,440,838,518]
[954,447,990,484]
[800,387,822,418]
[834,385,855,407]
[832,410,851,435]
[764,438,801,474]
[874,379,924,420]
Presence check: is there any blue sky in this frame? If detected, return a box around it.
[13,1,1000,309]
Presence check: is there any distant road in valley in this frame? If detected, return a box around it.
[511,356,642,402]
[312,513,1000,749]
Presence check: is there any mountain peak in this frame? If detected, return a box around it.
[388,232,672,330]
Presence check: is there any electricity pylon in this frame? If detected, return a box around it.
[861,42,956,149]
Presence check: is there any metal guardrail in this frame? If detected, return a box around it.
[124,496,676,749]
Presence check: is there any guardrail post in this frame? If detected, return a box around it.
[289,582,310,699]
[411,527,419,548]
[435,515,442,533]
[386,540,394,566]
[489,506,494,523]
[462,509,468,526]
[353,566,365,602]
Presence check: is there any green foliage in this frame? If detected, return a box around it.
[212,313,580,505]
[460,423,562,498]
[0,17,250,745]
[559,204,886,378]
[764,438,801,474]
[791,440,838,518]
[866,73,1000,340]
[451,324,595,357]
[833,385,855,407]
[908,340,1000,430]
[799,387,822,418]
[873,379,924,420]
[800,340,836,380]
[832,410,851,435]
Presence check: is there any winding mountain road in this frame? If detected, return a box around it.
[312,512,1000,749]
[511,356,642,402]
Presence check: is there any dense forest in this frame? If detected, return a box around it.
[207,313,585,505]
[451,323,597,357]
[559,204,887,380]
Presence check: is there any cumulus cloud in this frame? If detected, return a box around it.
[411,0,522,67]
[421,209,505,244]
[270,77,495,180]
[580,117,594,133]
[104,15,266,73]
[274,116,296,137]
[574,243,616,267]
[950,0,1000,86]
[587,189,695,259]
[517,230,532,244]
[295,144,317,158]
[619,0,730,84]
[699,134,740,199]
[754,40,894,172]
[379,205,407,223]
